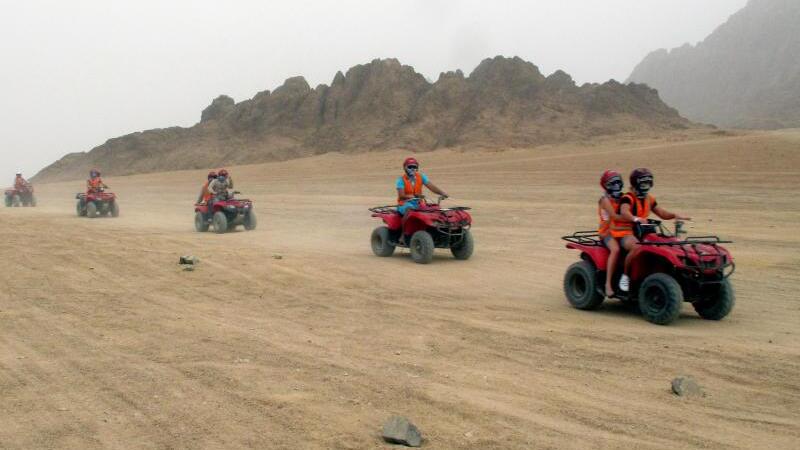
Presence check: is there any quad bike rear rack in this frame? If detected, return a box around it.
[369,205,400,214]
[562,231,603,246]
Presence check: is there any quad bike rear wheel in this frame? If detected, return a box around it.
[450,229,474,260]
[110,201,119,217]
[76,200,86,216]
[212,211,228,234]
[371,226,395,257]
[12,195,21,207]
[195,212,209,232]
[244,210,257,230]
[86,202,98,218]
[4,196,11,207]
[30,196,36,207]
[563,260,605,310]
[692,278,735,320]
[410,230,434,264]
[638,273,683,325]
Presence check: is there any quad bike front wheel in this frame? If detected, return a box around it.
[410,230,434,264]
[638,273,683,325]
[692,278,735,320]
[76,200,86,216]
[371,226,395,257]
[86,202,98,218]
[244,210,257,230]
[195,212,210,232]
[12,195,21,207]
[212,211,228,234]
[4,196,11,207]
[110,201,119,218]
[29,196,37,207]
[563,260,605,310]
[450,229,474,260]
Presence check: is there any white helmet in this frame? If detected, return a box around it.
[15,169,22,175]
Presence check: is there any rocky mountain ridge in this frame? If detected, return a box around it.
[628,0,800,129]
[35,56,689,182]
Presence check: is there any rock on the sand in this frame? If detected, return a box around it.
[179,255,199,265]
[672,376,703,397]
[382,416,422,447]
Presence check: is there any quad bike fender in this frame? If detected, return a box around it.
[373,212,402,231]
[566,243,609,271]
[402,215,433,236]
[627,246,682,283]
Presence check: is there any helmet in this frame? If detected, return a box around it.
[629,168,654,198]
[90,168,100,178]
[207,171,217,180]
[403,157,419,172]
[15,169,22,176]
[218,169,229,177]
[600,170,623,198]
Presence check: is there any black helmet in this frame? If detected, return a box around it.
[629,168,654,198]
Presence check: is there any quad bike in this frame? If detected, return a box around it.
[5,185,36,207]
[194,191,256,234]
[76,188,119,218]
[562,220,735,325]
[369,195,474,264]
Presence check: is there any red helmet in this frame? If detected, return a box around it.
[600,170,622,189]
[218,169,229,177]
[600,169,623,198]
[403,157,419,169]
[207,171,217,180]
[630,168,654,197]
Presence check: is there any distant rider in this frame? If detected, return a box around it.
[205,169,233,214]
[396,157,448,215]
[597,170,625,297]
[614,168,692,292]
[14,171,29,191]
[87,169,108,193]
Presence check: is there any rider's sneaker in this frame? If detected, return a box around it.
[619,274,630,292]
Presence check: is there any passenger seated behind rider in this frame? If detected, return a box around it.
[205,169,232,214]
[598,170,625,297]
[614,168,691,292]
[197,171,217,204]
[396,157,448,215]
[86,169,108,193]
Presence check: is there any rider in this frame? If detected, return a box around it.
[598,170,624,297]
[206,169,232,215]
[86,169,108,193]
[614,168,692,292]
[14,171,29,190]
[197,171,217,205]
[396,157,448,215]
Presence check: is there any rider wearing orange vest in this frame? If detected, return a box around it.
[616,168,691,292]
[87,169,108,193]
[598,170,624,297]
[14,171,29,191]
[396,157,448,215]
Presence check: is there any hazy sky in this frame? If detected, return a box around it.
[0,0,748,182]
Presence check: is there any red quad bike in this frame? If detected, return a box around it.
[194,191,256,234]
[562,220,735,325]
[369,196,474,264]
[76,189,119,218]
[5,185,36,207]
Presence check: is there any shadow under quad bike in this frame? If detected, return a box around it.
[562,220,735,325]
[369,196,474,264]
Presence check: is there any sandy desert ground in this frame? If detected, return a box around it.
[1,130,799,449]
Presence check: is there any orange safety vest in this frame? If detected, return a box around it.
[610,193,656,238]
[397,173,423,205]
[201,180,213,202]
[597,195,620,237]
[88,177,104,189]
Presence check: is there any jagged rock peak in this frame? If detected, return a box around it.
[201,95,235,122]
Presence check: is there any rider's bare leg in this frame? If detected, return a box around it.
[604,237,620,297]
